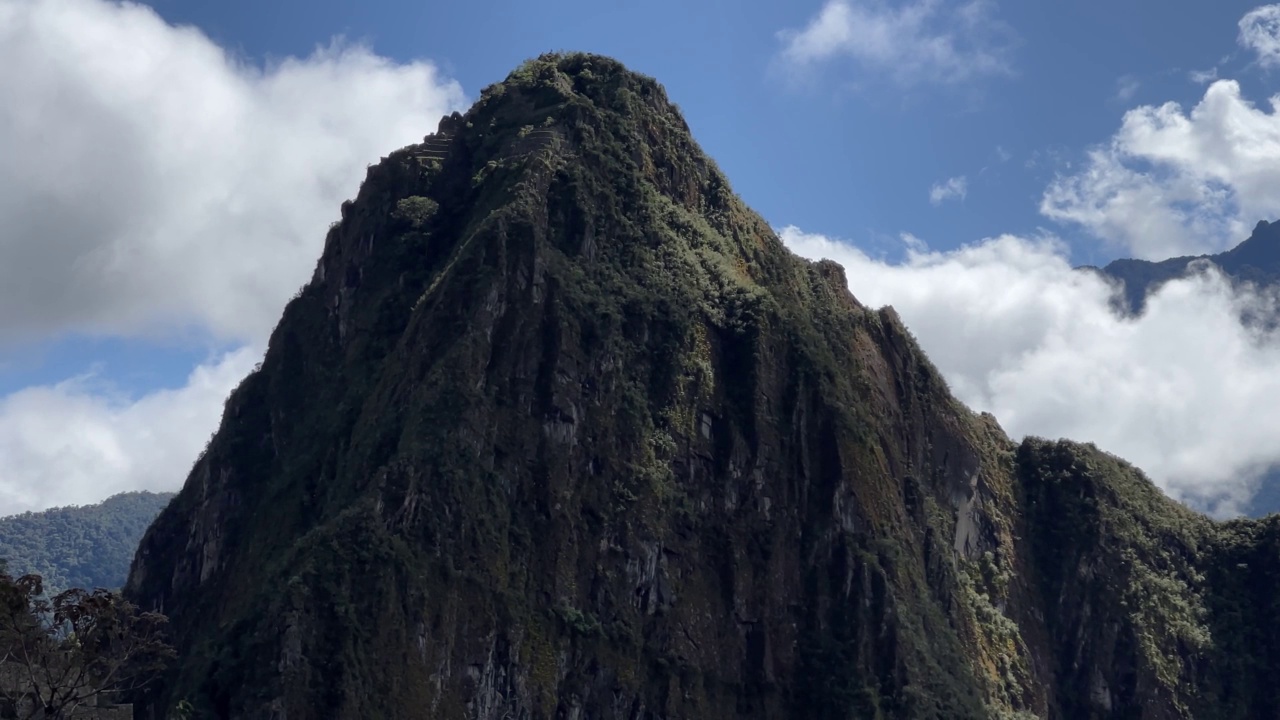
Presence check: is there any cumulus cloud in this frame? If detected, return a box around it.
[775,0,1016,86]
[1239,4,1280,68]
[929,175,968,205]
[0,347,258,515]
[781,225,1280,516]
[0,0,466,347]
[1042,79,1280,259]
[0,0,469,513]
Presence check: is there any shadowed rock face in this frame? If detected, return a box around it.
[127,54,1280,720]
[1087,219,1280,315]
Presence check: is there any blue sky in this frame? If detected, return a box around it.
[6,0,1280,515]
[145,0,1261,262]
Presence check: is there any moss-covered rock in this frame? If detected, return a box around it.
[126,53,1280,720]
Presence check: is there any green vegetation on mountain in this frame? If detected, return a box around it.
[124,53,1280,719]
[0,492,173,597]
[0,570,173,718]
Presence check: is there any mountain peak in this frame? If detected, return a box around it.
[429,51,689,163]
[1096,217,1280,314]
[453,51,725,222]
[481,53,672,119]
[1225,217,1280,269]
[129,54,1020,718]
[127,56,1280,720]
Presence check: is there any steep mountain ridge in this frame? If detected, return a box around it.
[127,54,1280,719]
[1087,219,1280,314]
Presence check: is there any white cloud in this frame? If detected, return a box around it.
[781,225,1280,516]
[0,0,467,347]
[775,0,1015,86]
[901,232,929,252]
[1239,5,1280,68]
[0,0,469,514]
[929,175,968,205]
[1042,79,1280,259]
[0,347,259,515]
[1189,66,1219,84]
[1115,74,1140,101]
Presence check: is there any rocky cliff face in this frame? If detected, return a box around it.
[126,54,1280,719]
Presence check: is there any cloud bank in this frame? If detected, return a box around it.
[0,348,258,515]
[0,0,466,346]
[781,226,1280,515]
[0,0,466,514]
[775,0,1016,86]
[1239,4,1280,68]
[1043,77,1280,260]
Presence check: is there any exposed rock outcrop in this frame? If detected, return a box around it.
[127,53,1280,720]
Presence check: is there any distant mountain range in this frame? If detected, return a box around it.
[1085,219,1280,314]
[1081,220,1280,516]
[0,491,173,596]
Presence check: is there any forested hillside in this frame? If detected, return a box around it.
[0,491,173,596]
